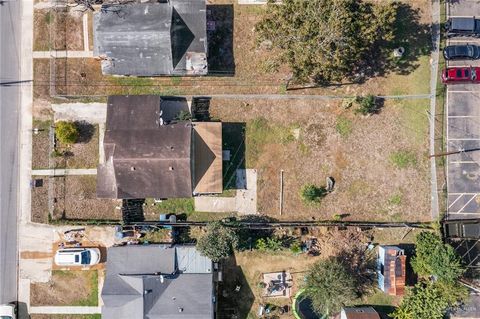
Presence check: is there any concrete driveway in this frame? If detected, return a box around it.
[446,1,480,219]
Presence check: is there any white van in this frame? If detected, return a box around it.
[54,248,101,266]
[0,304,16,319]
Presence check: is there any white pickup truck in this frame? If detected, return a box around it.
[0,304,16,319]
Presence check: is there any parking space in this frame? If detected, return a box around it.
[446,0,480,219]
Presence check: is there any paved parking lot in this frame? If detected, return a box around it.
[446,1,480,219]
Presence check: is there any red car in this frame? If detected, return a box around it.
[442,66,480,83]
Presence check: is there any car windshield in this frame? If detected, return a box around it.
[457,69,463,77]
[467,46,474,56]
[0,316,12,319]
[80,251,91,265]
[465,69,470,77]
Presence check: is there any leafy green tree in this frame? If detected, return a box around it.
[304,258,356,315]
[55,121,79,144]
[411,231,465,282]
[300,184,327,203]
[391,283,449,319]
[256,0,398,84]
[196,221,239,262]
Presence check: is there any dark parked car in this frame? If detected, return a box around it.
[442,66,480,84]
[444,219,480,239]
[446,17,480,37]
[443,44,480,60]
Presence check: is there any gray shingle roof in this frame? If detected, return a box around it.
[94,0,207,76]
[102,245,214,319]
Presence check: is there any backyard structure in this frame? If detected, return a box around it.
[261,271,292,298]
[340,307,381,319]
[93,0,208,76]
[377,246,406,296]
[96,95,222,199]
[101,244,215,318]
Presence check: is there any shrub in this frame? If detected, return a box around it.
[55,121,79,144]
[354,95,378,115]
[196,222,239,262]
[300,184,327,203]
[255,237,282,252]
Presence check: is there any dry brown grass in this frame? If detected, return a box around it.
[52,175,121,221]
[34,8,84,51]
[30,270,98,306]
[31,176,49,223]
[32,120,52,169]
[211,97,430,222]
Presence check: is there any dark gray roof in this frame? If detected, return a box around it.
[97,95,193,199]
[102,245,213,319]
[94,0,207,76]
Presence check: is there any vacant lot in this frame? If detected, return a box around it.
[211,97,431,222]
[34,8,84,51]
[34,0,431,99]
[52,175,121,221]
[31,270,98,306]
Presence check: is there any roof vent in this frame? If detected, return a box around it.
[144,289,152,295]
[169,166,174,171]
[178,307,183,313]
[131,166,136,171]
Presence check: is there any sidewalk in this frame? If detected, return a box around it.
[32,51,94,58]
[32,168,97,176]
[29,306,101,314]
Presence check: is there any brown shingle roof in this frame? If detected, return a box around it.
[97,96,193,199]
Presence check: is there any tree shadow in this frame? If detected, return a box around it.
[74,120,95,143]
[207,4,235,76]
[336,245,377,296]
[217,254,255,319]
[366,3,432,79]
[236,215,278,251]
[121,199,145,223]
[222,123,246,190]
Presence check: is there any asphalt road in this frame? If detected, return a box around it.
[0,0,21,304]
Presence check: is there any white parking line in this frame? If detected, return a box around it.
[448,193,464,209]
[448,115,480,118]
[449,193,480,195]
[448,138,480,141]
[450,161,478,164]
[456,194,477,214]
[448,90,480,93]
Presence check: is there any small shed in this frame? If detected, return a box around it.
[377,245,406,296]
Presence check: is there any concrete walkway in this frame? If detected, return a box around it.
[429,0,440,220]
[52,102,107,124]
[29,306,101,314]
[82,13,89,51]
[32,168,97,176]
[32,51,94,59]
[195,169,257,215]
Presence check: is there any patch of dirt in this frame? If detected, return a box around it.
[210,98,430,222]
[32,120,52,169]
[52,175,121,221]
[31,176,49,223]
[30,270,97,306]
